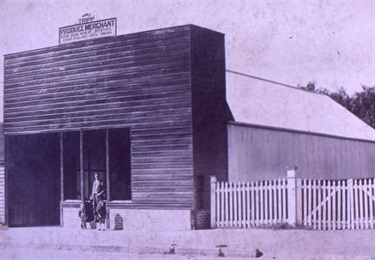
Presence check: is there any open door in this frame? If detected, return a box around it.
[6,133,60,227]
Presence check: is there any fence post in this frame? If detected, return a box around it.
[210,175,217,229]
[287,169,301,226]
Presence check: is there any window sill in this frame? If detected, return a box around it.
[61,200,80,208]
[107,200,132,208]
[108,200,132,204]
[61,200,131,208]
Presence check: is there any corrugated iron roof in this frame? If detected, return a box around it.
[226,72,375,142]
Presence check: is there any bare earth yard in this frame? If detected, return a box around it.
[0,225,374,259]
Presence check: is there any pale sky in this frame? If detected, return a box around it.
[1,0,375,122]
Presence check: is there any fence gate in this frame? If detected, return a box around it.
[301,178,375,230]
[210,171,375,230]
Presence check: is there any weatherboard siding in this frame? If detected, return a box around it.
[4,25,199,209]
[4,27,192,133]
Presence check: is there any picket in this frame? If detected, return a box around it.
[251,181,255,227]
[331,181,334,229]
[337,180,341,230]
[308,180,313,227]
[364,180,369,229]
[272,181,279,224]
[218,181,222,227]
[304,180,307,226]
[217,181,220,228]
[277,180,280,223]
[344,180,347,229]
[343,180,347,229]
[248,183,251,227]
[241,182,247,227]
[282,178,287,223]
[370,179,374,229]
[255,181,258,226]
[356,180,360,229]
[360,179,365,229]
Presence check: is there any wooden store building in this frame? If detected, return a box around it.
[3,24,375,230]
[4,25,230,229]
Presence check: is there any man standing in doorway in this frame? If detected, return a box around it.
[90,173,104,221]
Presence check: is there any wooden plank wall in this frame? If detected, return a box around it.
[4,25,199,210]
[190,26,232,210]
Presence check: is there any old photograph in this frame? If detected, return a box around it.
[0,0,374,259]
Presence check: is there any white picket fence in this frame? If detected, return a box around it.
[210,171,375,230]
[302,178,375,230]
[211,178,288,228]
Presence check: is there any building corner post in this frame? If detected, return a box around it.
[210,175,217,229]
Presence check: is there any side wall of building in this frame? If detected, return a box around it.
[190,26,231,228]
[190,26,230,183]
[228,123,375,182]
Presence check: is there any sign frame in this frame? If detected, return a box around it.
[59,17,117,44]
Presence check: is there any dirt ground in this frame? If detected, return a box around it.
[0,225,374,259]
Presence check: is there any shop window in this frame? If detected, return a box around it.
[62,128,131,201]
[109,128,131,200]
[83,130,106,200]
[63,131,80,200]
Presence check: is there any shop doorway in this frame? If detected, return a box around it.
[6,133,60,227]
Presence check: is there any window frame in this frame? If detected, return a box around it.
[61,127,132,203]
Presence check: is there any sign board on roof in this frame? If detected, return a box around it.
[59,14,117,44]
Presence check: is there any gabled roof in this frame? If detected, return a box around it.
[226,72,375,142]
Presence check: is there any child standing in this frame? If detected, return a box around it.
[78,203,87,229]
